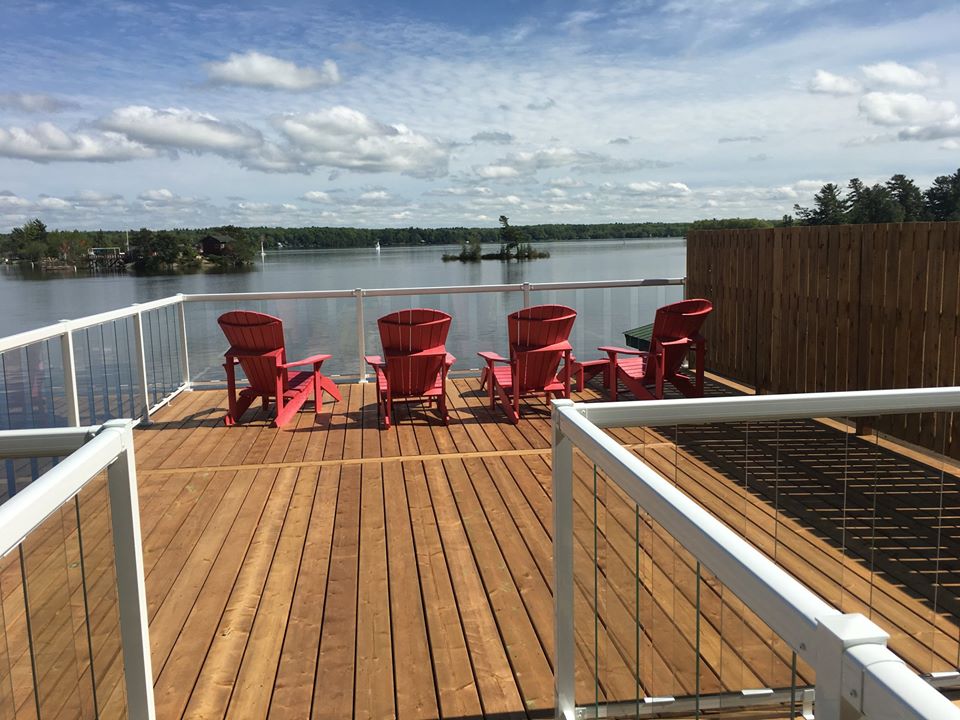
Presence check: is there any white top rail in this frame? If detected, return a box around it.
[577,386,960,428]
[0,424,124,554]
[181,277,684,302]
[0,426,102,458]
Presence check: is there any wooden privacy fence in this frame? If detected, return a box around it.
[687,222,960,458]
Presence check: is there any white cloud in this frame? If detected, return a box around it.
[0,191,31,208]
[475,165,520,178]
[898,117,960,141]
[271,106,449,177]
[206,51,340,90]
[302,190,333,203]
[626,181,691,196]
[808,69,860,96]
[137,188,207,208]
[547,176,587,188]
[0,93,77,113]
[859,92,956,127]
[861,61,937,90]
[100,106,262,154]
[0,122,155,162]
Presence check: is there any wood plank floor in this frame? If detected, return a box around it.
[5,375,960,718]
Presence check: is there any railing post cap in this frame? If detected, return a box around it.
[552,399,575,409]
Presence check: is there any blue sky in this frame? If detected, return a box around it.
[0,0,958,230]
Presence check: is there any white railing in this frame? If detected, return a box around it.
[0,420,154,719]
[551,388,960,720]
[0,278,684,427]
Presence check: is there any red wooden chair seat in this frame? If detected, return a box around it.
[365,308,454,429]
[477,304,577,423]
[217,310,341,428]
[601,298,713,401]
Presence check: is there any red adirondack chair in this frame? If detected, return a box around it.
[600,298,713,401]
[218,310,341,428]
[478,304,576,423]
[364,308,455,429]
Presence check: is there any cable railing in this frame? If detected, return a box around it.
[551,388,960,720]
[0,421,153,719]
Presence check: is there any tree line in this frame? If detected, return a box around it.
[1,220,689,262]
[791,169,960,226]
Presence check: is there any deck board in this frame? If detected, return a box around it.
[7,375,959,719]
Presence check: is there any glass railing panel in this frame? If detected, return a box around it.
[72,320,139,424]
[19,494,96,719]
[185,296,359,381]
[0,561,19,720]
[0,341,63,430]
[77,472,126,716]
[660,410,960,680]
[360,292,522,375]
[141,305,183,407]
[0,341,62,504]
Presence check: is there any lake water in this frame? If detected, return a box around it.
[0,237,686,382]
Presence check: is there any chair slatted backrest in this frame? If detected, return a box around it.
[651,298,714,374]
[507,304,576,393]
[218,311,288,392]
[377,308,451,395]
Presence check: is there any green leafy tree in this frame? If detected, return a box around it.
[794,183,847,225]
[924,169,960,221]
[9,218,50,261]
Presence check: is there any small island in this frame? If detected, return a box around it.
[443,215,550,262]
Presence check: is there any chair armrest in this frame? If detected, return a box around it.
[515,340,573,355]
[477,351,509,364]
[364,354,385,368]
[598,345,646,356]
[282,352,332,369]
[225,347,283,361]
[445,352,456,367]
[658,338,692,348]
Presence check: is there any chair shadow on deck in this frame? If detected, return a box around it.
[660,377,960,623]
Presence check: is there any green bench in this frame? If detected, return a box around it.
[623,322,654,351]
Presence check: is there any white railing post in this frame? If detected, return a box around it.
[812,614,888,720]
[552,399,576,720]
[59,326,81,427]
[523,281,531,308]
[132,309,151,424]
[177,297,191,390]
[102,420,156,720]
[355,288,367,382]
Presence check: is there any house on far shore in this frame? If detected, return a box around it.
[198,233,236,257]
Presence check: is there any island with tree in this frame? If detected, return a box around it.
[444,215,550,262]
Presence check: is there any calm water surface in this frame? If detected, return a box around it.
[1,238,686,378]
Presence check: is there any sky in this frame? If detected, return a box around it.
[0,0,959,231]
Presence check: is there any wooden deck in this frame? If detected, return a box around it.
[4,375,960,718]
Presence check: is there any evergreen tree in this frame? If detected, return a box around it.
[845,179,904,224]
[923,169,960,221]
[886,174,927,221]
[794,183,847,225]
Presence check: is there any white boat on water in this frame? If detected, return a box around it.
[375,241,381,252]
